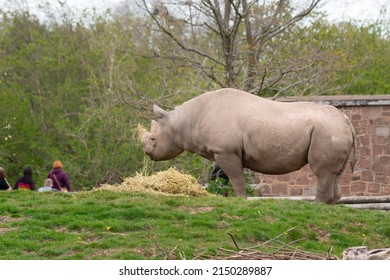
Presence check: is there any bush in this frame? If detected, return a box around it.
[205,178,255,197]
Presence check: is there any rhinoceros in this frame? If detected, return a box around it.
[141,88,356,204]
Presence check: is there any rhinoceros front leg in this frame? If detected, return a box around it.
[214,153,247,197]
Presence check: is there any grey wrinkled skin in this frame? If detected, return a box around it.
[141,88,356,204]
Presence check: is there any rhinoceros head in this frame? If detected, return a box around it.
[141,105,183,161]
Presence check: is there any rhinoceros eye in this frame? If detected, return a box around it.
[150,137,156,141]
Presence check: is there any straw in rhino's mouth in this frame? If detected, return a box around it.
[132,124,148,141]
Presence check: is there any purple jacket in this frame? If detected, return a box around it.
[48,169,71,191]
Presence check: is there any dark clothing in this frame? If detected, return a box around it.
[14,177,35,190]
[48,169,71,192]
[14,167,35,190]
[210,165,229,183]
[0,177,10,190]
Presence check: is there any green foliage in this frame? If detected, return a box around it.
[205,178,232,196]
[205,178,255,197]
[0,9,157,188]
[0,191,389,259]
[338,22,390,95]
[304,20,390,95]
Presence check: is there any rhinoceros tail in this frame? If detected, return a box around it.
[345,114,357,173]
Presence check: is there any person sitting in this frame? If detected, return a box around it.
[14,166,35,191]
[38,178,57,192]
[47,160,71,192]
[0,167,12,191]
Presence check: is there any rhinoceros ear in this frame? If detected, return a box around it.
[153,104,168,120]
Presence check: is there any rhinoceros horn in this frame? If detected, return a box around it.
[153,104,168,120]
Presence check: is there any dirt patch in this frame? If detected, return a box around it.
[0,216,28,235]
[216,221,230,229]
[130,246,159,258]
[177,206,214,214]
[308,224,331,243]
[262,216,278,223]
[351,222,367,229]
[90,246,160,259]
[0,215,27,222]
[54,226,68,233]
[222,213,242,220]
[0,227,14,234]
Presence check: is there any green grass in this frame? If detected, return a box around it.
[0,190,389,260]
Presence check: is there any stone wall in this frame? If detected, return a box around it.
[255,95,390,197]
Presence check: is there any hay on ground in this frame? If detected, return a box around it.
[98,168,209,197]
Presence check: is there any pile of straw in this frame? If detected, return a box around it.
[98,168,210,197]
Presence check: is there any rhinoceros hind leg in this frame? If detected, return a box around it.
[214,154,247,197]
[314,171,338,204]
[328,157,350,204]
[308,127,351,204]
[329,175,342,204]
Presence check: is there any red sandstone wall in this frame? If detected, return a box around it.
[255,97,390,197]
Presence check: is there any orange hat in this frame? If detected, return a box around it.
[53,160,63,169]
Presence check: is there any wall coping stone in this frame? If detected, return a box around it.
[274,95,390,107]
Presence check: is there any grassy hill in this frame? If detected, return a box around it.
[0,190,389,260]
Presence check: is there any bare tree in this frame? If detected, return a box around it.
[136,0,323,96]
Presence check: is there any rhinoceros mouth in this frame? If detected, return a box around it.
[145,150,156,160]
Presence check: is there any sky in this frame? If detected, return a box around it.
[319,0,389,22]
[0,0,389,24]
